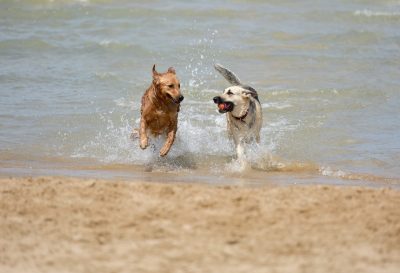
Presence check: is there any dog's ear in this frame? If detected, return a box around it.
[242,90,258,100]
[152,64,160,84]
[152,64,161,85]
[152,64,159,77]
[167,67,176,74]
[242,90,252,98]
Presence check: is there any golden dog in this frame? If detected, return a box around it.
[137,65,184,157]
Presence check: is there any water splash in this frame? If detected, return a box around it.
[183,29,220,90]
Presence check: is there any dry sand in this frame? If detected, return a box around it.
[1,176,399,273]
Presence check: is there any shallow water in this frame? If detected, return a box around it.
[1,0,399,187]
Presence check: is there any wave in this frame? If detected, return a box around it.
[225,153,400,186]
[98,39,131,49]
[262,102,292,110]
[0,37,149,55]
[320,166,400,185]
[0,38,55,52]
[3,0,91,4]
[354,9,400,18]
[93,40,151,57]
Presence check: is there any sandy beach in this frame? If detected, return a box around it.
[1,176,399,273]
[1,1,400,272]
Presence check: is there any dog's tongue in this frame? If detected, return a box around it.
[218,103,226,110]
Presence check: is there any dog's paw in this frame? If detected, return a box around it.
[159,147,169,157]
[140,138,149,149]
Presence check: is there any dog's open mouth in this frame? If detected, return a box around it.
[167,93,180,104]
[217,102,234,113]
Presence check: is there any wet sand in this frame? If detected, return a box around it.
[1,176,399,273]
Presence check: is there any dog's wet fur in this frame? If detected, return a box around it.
[213,64,262,159]
[137,65,184,157]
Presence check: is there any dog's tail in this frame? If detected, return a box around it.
[214,63,242,86]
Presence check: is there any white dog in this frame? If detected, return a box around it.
[213,64,262,159]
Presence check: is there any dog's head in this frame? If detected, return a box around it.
[213,85,258,116]
[152,64,184,104]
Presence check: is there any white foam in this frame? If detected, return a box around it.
[98,39,127,48]
[99,40,114,47]
[354,9,400,17]
[320,166,347,178]
[262,102,292,110]
[113,97,130,108]
[95,72,118,80]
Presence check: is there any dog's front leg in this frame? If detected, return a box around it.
[159,125,176,157]
[236,141,250,171]
[139,118,149,149]
[236,142,245,161]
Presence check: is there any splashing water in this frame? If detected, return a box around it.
[0,1,399,187]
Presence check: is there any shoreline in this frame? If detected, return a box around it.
[1,162,399,189]
[1,176,399,273]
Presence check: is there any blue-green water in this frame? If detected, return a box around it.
[1,0,399,186]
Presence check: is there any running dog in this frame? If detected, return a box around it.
[137,64,184,157]
[213,64,262,159]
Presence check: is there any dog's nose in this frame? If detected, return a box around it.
[178,95,184,102]
[213,96,221,104]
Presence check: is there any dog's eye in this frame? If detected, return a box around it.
[178,84,180,88]
[227,90,233,95]
[168,84,174,88]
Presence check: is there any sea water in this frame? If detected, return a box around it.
[0,0,399,186]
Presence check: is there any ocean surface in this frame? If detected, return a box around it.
[1,0,399,187]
